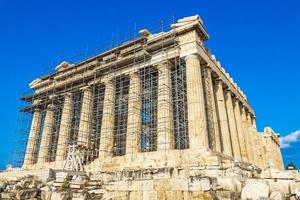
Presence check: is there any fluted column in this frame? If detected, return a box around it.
[276,143,284,170]
[274,140,281,169]
[250,116,260,166]
[233,99,248,162]
[241,107,254,163]
[23,107,42,167]
[98,79,115,159]
[77,86,93,147]
[126,71,141,154]
[246,112,256,165]
[258,134,267,169]
[215,79,233,156]
[185,54,209,149]
[37,104,55,164]
[55,93,72,164]
[203,67,221,152]
[224,90,241,160]
[265,136,275,167]
[157,62,174,151]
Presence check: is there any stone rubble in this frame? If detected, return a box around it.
[0,166,299,199]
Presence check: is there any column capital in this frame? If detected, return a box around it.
[203,62,211,69]
[32,99,42,105]
[156,60,172,71]
[80,85,92,92]
[129,70,140,77]
[184,53,199,61]
[101,77,114,86]
[214,78,225,89]
[33,107,41,112]
[214,77,223,83]
[224,87,235,96]
[232,96,240,104]
[224,88,233,100]
[240,105,247,114]
[46,104,55,110]
[63,92,72,98]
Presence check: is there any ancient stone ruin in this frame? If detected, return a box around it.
[0,15,299,199]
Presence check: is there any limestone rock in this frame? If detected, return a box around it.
[55,172,71,183]
[269,191,285,200]
[295,188,300,200]
[41,190,52,200]
[218,178,242,193]
[51,191,71,200]
[1,191,15,199]
[15,188,38,199]
[0,180,7,191]
[72,191,90,200]
[241,180,269,200]
[88,188,106,194]
[290,182,300,194]
[189,177,213,191]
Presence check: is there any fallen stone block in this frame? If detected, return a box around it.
[51,191,71,200]
[188,176,214,191]
[269,191,285,200]
[88,189,106,194]
[41,190,52,200]
[1,191,16,199]
[241,180,269,200]
[16,188,38,200]
[72,191,90,200]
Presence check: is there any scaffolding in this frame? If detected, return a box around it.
[12,16,201,169]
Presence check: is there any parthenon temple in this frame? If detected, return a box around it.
[1,15,293,199]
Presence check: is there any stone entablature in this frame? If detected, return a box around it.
[24,15,252,115]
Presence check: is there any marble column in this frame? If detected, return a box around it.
[126,71,141,154]
[241,107,254,163]
[185,54,209,149]
[56,93,72,164]
[157,62,174,151]
[203,67,221,152]
[250,116,260,166]
[37,104,55,164]
[77,86,93,147]
[224,90,241,160]
[23,107,42,167]
[98,79,115,159]
[233,99,248,162]
[265,136,275,167]
[247,112,256,164]
[215,79,233,156]
[276,143,284,170]
[258,134,267,169]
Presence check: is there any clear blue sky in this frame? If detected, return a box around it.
[0,0,299,170]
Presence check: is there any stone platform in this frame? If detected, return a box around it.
[1,158,299,199]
